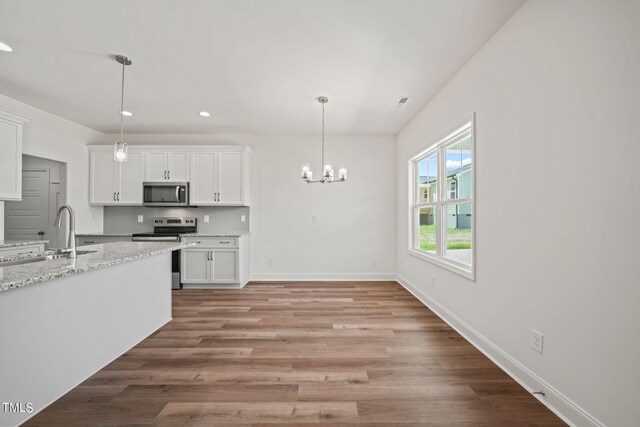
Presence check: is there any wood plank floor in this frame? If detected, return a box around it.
[26,281,565,426]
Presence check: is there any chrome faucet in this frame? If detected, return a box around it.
[55,204,76,259]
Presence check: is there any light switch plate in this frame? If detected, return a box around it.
[137,215,144,223]
[203,215,210,223]
[240,215,246,222]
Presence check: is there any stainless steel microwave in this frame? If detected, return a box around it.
[143,182,189,207]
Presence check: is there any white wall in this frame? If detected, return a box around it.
[104,133,397,280]
[0,94,104,239]
[395,1,640,426]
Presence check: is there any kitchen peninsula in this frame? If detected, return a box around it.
[0,241,192,426]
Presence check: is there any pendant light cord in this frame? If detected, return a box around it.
[321,100,325,175]
[120,60,125,143]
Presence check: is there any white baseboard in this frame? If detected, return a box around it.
[250,273,397,282]
[395,274,605,427]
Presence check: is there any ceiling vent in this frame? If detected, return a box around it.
[396,97,409,108]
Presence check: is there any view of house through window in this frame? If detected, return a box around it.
[411,119,474,278]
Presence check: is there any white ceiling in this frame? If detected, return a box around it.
[0,0,524,135]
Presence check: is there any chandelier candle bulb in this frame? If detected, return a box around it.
[338,166,348,181]
[301,163,312,179]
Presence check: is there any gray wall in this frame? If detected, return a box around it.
[103,206,250,235]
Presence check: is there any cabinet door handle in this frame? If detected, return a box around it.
[164,170,167,179]
[168,170,170,180]
[117,192,120,201]
[113,192,116,201]
[220,241,230,244]
[85,241,95,244]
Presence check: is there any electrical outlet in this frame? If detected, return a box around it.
[532,329,544,354]
[268,257,275,265]
[373,257,378,265]
[203,215,210,223]
[137,215,144,223]
[312,215,319,223]
[240,215,246,222]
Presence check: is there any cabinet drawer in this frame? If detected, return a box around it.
[181,237,238,248]
[77,236,132,246]
[0,244,45,257]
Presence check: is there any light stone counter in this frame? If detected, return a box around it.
[75,233,133,237]
[0,241,194,293]
[0,240,48,249]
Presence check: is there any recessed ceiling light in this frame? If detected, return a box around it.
[120,110,133,117]
[0,41,13,52]
[198,111,211,117]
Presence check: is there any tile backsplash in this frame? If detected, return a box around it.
[103,206,250,234]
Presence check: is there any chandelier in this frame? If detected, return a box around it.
[301,96,347,183]
[114,55,132,162]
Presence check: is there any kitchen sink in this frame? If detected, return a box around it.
[0,250,97,268]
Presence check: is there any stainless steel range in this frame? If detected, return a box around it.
[132,217,197,289]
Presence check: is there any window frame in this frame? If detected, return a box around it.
[408,114,476,280]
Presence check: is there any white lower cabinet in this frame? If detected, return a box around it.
[180,235,249,288]
[181,248,211,283]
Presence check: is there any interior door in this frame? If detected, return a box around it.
[181,248,211,283]
[4,169,50,241]
[146,151,167,180]
[190,152,217,205]
[118,150,145,204]
[211,250,238,283]
[90,151,117,204]
[217,152,244,205]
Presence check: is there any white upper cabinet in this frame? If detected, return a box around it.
[89,148,145,205]
[190,152,217,205]
[88,145,249,206]
[145,150,189,181]
[118,150,145,203]
[190,150,248,206]
[0,111,29,201]
[89,150,118,204]
[145,151,166,181]
[217,152,244,205]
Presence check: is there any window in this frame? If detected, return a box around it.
[448,180,457,199]
[410,117,474,279]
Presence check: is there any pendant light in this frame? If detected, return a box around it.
[301,96,347,183]
[114,55,132,162]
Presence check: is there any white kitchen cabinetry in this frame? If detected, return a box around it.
[0,111,29,201]
[146,150,189,181]
[181,248,212,283]
[190,150,248,206]
[180,235,249,288]
[89,149,144,205]
[88,145,250,206]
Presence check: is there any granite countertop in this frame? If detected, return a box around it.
[179,232,249,237]
[0,240,49,250]
[75,233,133,237]
[76,232,250,238]
[0,241,194,293]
